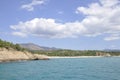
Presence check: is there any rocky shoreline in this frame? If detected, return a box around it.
[0,48,49,62]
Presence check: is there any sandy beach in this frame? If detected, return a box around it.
[48,56,104,59]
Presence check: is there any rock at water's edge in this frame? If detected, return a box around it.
[0,48,49,62]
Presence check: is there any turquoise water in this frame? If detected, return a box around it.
[0,57,120,80]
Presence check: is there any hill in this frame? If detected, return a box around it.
[0,39,24,51]
[0,39,49,62]
[19,43,58,51]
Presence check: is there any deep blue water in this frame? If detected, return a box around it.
[0,57,120,80]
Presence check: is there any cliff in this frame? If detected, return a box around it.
[0,48,49,62]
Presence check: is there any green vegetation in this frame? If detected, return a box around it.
[0,39,25,51]
[0,39,120,56]
[30,49,120,56]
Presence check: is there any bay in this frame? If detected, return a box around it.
[0,57,120,80]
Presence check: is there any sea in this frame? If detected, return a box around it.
[0,57,120,80]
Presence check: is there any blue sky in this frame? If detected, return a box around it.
[0,0,120,50]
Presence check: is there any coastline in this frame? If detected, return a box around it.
[48,56,120,59]
[48,56,103,59]
[0,48,49,62]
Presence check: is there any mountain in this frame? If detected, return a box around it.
[19,43,58,51]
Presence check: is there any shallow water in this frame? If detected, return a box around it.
[0,57,120,80]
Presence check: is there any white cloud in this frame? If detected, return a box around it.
[11,0,120,40]
[110,45,117,48]
[76,0,120,40]
[12,32,27,37]
[104,34,120,41]
[21,0,45,11]
[100,0,120,7]
[10,18,86,38]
